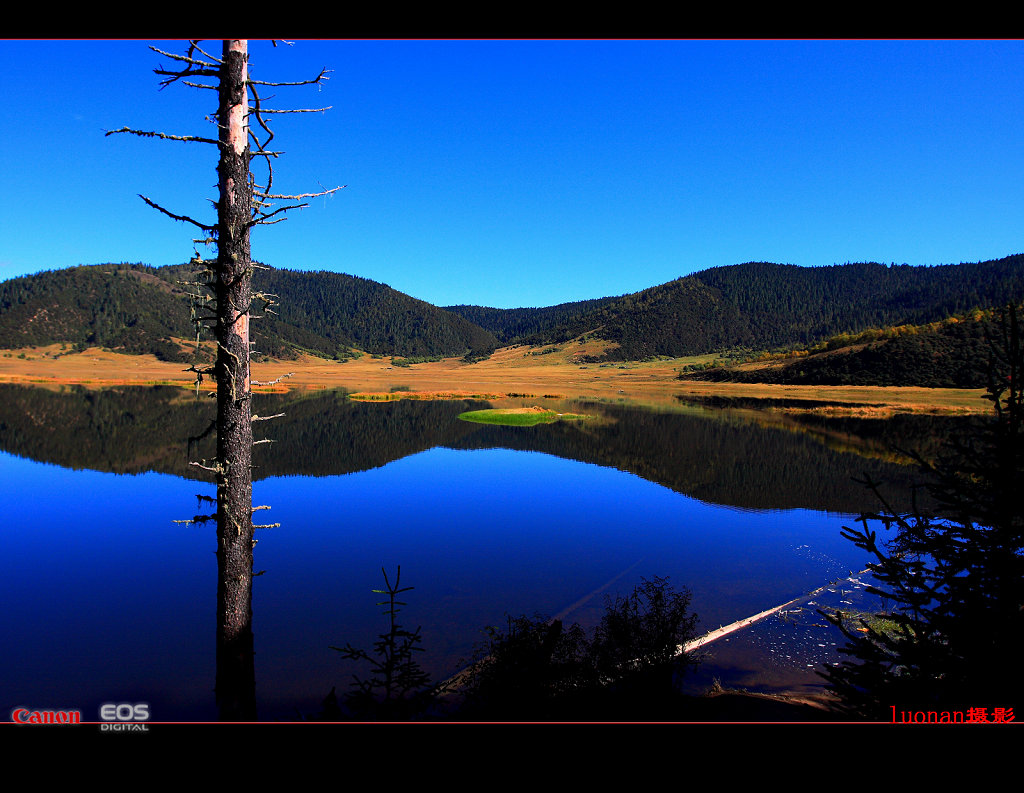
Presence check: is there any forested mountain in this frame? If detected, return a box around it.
[694,257,1024,349]
[0,264,198,361]
[0,263,498,360]
[2,255,1023,363]
[520,276,756,359]
[472,255,1024,360]
[257,268,498,358]
[444,296,621,344]
[683,309,1016,389]
[154,263,500,359]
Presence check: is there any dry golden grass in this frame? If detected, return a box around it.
[0,342,993,414]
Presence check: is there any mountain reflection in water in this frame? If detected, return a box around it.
[0,384,973,719]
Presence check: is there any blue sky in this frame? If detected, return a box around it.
[1,39,1022,309]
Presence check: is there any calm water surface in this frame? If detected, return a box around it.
[0,385,969,720]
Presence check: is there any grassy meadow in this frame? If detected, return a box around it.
[458,407,591,426]
[0,340,993,414]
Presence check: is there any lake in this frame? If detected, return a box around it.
[0,384,973,721]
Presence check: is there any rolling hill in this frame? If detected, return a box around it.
[0,262,499,361]
[680,308,1017,389]
[2,255,1023,372]
[449,255,1024,361]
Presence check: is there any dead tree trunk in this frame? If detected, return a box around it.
[213,39,256,722]
[108,39,340,722]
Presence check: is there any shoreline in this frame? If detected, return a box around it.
[0,344,992,415]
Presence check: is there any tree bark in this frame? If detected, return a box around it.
[214,39,256,721]
[110,38,335,720]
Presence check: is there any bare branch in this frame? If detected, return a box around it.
[251,184,346,224]
[190,459,226,476]
[251,372,294,387]
[249,68,331,88]
[172,514,217,525]
[251,203,308,224]
[149,43,222,90]
[258,186,345,201]
[250,106,333,115]
[155,68,220,87]
[150,43,221,70]
[137,194,215,231]
[105,126,219,145]
[183,41,222,65]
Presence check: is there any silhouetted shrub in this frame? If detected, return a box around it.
[820,305,1024,719]
[458,576,699,720]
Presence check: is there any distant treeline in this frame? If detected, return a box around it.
[0,263,498,361]
[443,297,620,344]
[684,308,1016,388]
[3,255,1023,367]
[0,264,200,361]
[452,256,1024,361]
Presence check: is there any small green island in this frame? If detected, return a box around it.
[458,407,590,426]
